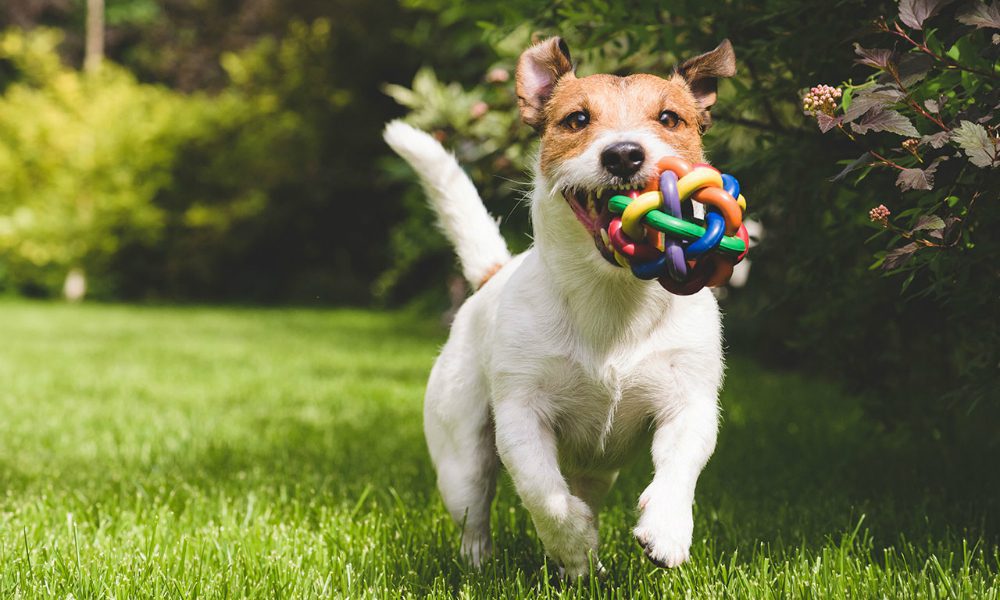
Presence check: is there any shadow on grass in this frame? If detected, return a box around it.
[691,356,1000,550]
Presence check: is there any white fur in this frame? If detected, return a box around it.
[383,120,512,286]
[384,121,723,576]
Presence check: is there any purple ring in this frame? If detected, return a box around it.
[658,171,688,281]
[659,170,682,217]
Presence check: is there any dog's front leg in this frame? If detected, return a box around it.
[493,395,599,577]
[634,394,719,568]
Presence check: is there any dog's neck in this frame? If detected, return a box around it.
[531,180,674,351]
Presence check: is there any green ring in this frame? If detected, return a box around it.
[608,195,747,256]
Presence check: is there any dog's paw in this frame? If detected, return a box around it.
[533,493,600,576]
[634,526,690,568]
[557,556,606,580]
[460,532,492,568]
[633,490,694,569]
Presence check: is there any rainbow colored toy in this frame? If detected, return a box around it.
[605,156,749,296]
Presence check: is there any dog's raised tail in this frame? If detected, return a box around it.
[383,120,511,289]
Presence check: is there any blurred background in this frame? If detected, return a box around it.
[0,0,997,446]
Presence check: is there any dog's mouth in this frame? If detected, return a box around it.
[562,184,644,264]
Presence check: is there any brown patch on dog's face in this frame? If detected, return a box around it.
[539,73,706,176]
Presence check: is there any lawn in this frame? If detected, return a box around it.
[0,300,996,598]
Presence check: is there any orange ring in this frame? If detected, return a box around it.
[692,187,743,235]
[657,156,693,178]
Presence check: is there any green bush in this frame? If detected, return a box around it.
[0,8,420,303]
[0,28,190,296]
[0,28,307,298]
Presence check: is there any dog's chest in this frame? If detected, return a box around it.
[536,354,661,471]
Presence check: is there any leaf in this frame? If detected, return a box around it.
[924,98,939,113]
[952,120,998,167]
[852,108,921,136]
[882,242,920,270]
[896,156,947,191]
[854,165,875,184]
[816,113,843,133]
[896,167,935,190]
[915,214,947,241]
[830,152,872,181]
[894,53,934,86]
[912,215,946,231]
[920,131,951,147]
[843,85,903,123]
[943,216,962,242]
[957,1,1000,29]
[899,0,955,29]
[854,43,895,69]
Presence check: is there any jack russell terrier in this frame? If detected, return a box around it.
[384,37,737,576]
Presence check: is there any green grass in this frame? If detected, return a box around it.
[0,300,996,598]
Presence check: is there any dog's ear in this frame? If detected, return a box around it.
[516,37,575,129]
[677,39,736,130]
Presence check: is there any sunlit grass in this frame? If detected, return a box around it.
[0,300,996,598]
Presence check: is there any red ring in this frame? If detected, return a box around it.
[692,162,721,173]
[658,265,711,295]
[608,218,662,261]
[735,224,750,262]
[705,254,735,287]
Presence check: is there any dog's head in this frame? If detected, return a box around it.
[517,38,736,266]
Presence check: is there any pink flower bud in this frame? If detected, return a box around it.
[868,204,891,226]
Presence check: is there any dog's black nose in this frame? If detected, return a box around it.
[600,142,645,178]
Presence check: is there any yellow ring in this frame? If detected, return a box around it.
[677,167,723,201]
[613,249,631,268]
[621,191,663,240]
[737,194,747,213]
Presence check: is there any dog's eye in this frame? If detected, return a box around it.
[561,111,590,131]
[658,110,682,129]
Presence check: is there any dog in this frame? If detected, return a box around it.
[383,37,737,576]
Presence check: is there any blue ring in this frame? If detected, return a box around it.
[685,210,726,259]
[721,173,740,200]
[631,253,668,280]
